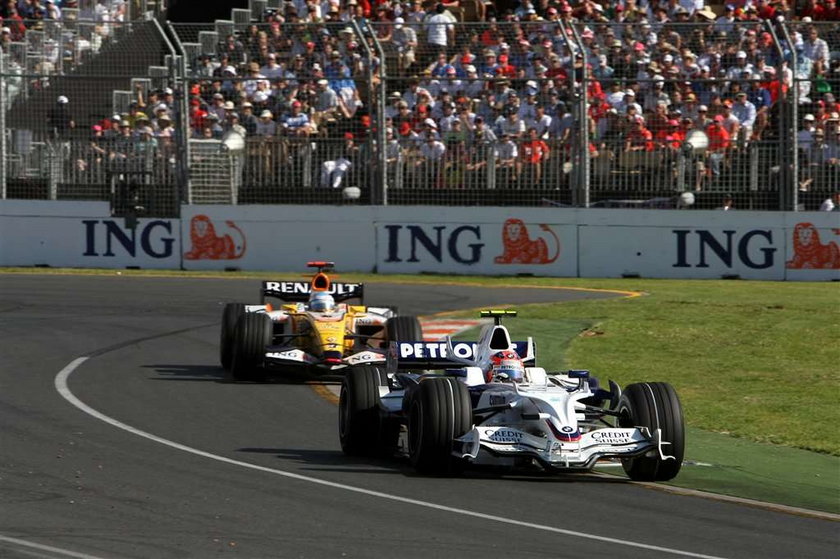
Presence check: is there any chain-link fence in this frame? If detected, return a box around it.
[169,19,380,204]
[571,21,796,210]
[0,17,182,216]
[788,20,840,211]
[1,5,838,212]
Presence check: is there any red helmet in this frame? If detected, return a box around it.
[487,350,524,383]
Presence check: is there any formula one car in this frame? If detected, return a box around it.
[338,310,684,481]
[219,262,422,380]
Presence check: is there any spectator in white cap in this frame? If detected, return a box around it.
[239,102,258,135]
[260,53,284,80]
[798,114,817,152]
[415,130,447,187]
[44,0,61,20]
[726,51,753,81]
[732,91,757,145]
[255,109,276,136]
[461,65,484,99]
[134,126,158,154]
[714,5,737,34]
[0,27,11,50]
[48,95,75,139]
[312,78,339,126]
[193,54,215,79]
[592,54,614,82]
[392,16,418,72]
[616,89,642,115]
[208,92,227,122]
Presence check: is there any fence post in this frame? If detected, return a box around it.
[353,19,387,205]
[565,22,589,207]
[0,52,6,200]
[166,21,191,205]
[775,22,798,211]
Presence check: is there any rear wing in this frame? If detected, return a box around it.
[387,338,536,371]
[260,281,364,303]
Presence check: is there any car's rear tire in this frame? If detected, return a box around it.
[385,315,423,342]
[231,313,271,381]
[408,377,471,475]
[617,382,685,481]
[220,303,246,371]
[339,366,387,456]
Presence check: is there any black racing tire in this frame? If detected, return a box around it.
[230,313,272,381]
[339,366,385,456]
[408,377,472,475]
[220,303,246,371]
[617,382,685,482]
[385,315,423,342]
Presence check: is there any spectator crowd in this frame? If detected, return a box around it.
[11,1,838,202]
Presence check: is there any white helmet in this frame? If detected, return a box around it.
[309,291,335,312]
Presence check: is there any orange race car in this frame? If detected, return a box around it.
[219,261,421,381]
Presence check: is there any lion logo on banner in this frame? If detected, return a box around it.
[785,223,840,269]
[494,218,560,264]
[184,215,246,260]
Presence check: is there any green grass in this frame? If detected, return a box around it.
[445,279,840,457]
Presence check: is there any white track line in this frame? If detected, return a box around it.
[0,534,109,559]
[54,356,727,559]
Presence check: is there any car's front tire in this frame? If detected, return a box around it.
[617,382,685,481]
[230,313,271,381]
[407,377,471,475]
[220,303,246,371]
[339,366,387,456]
[385,315,423,342]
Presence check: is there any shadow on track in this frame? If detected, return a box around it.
[143,364,343,385]
[235,446,630,484]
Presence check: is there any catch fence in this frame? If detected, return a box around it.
[1,14,837,212]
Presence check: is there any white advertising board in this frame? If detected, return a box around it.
[179,205,375,271]
[579,225,786,280]
[375,218,578,276]
[578,212,839,281]
[2,200,837,281]
[0,216,181,268]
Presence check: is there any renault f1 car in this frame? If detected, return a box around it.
[339,310,685,481]
[219,262,422,380]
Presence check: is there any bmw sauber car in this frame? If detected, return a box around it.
[220,262,422,380]
[339,310,685,481]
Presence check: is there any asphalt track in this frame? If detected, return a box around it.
[0,275,836,559]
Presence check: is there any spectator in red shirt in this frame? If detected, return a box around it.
[625,118,654,152]
[814,0,840,21]
[620,117,655,170]
[517,127,550,185]
[655,119,683,149]
[496,54,517,78]
[705,115,732,183]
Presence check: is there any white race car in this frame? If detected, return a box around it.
[339,310,685,481]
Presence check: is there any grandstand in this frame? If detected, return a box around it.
[0,0,837,213]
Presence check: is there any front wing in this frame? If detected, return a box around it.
[264,346,386,370]
[453,426,676,470]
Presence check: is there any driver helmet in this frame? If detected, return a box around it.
[309,291,336,312]
[488,350,525,383]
